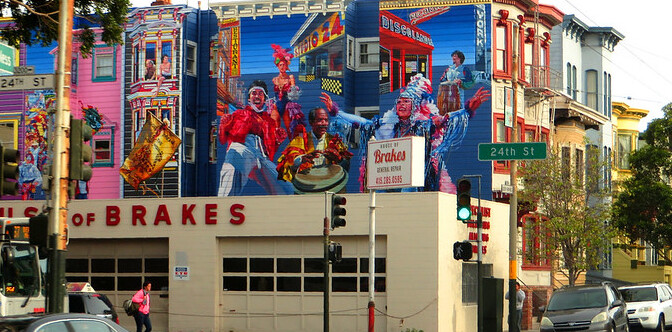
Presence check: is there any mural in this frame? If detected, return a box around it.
[19,90,55,200]
[214,3,492,196]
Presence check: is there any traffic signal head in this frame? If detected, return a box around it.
[453,241,473,261]
[456,178,472,221]
[0,145,19,197]
[69,118,93,181]
[331,194,347,229]
[29,214,49,249]
[328,242,342,263]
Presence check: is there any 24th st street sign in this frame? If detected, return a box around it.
[478,142,547,161]
[0,74,54,91]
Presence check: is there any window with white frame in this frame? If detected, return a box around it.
[586,70,598,110]
[92,126,114,166]
[92,46,115,82]
[0,120,18,149]
[346,35,355,70]
[184,128,195,163]
[186,41,197,76]
[356,39,379,70]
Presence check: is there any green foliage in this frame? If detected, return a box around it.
[402,329,424,332]
[519,144,615,286]
[612,103,672,256]
[0,0,131,57]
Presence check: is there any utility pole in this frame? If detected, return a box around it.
[508,19,521,332]
[47,0,74,313]
[323,192,330,332]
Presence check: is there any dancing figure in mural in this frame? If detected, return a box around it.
[217,80,293,196]
[271,44,301,134]
[335,74,489,193]
[438,50,474,114]
[277,93,353,194]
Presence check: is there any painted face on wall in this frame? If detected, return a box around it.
[310,108,329,138]
[395,97,413,120]
[248,88,266,109]
[276,60,289,74]
[452,53,462,66]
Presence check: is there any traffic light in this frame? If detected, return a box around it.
[453,241,473,261]
[29,214,49,249]
[0,145,19,197]
[331,194,347,229]
[328,242,342,263]
[69,118,93,181]
[456,178,472,221]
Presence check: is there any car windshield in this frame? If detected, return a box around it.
[620,287,658,302]
[547,288,607,310]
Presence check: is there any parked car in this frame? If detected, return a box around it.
[619,283,672,332]
[0,313,128,332]
[540,282,629,331]
[66,282,119,324]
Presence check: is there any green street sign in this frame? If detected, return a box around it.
[478,142,547,161]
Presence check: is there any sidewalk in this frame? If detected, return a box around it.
[503,320,540,332]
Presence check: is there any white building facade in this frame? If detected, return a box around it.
[3,192,510,331]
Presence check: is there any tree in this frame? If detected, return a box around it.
[0,0,130,56]
[612,102,672,261]
[519,144,614,286]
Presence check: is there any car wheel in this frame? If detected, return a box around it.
[605,323,613,332]
[656,315,664,332]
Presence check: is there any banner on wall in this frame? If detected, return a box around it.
[120,112,181,189]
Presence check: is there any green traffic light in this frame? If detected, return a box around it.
[457,206,472,221]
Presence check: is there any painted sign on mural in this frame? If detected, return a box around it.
[19,90,55,200]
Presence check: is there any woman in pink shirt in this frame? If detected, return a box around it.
[132,281,152,332]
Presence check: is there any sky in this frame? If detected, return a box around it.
[131,0,672,131]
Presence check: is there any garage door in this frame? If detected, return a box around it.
[219,235,387,332]
[66,238,169,331]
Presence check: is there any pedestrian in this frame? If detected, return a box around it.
[132,281,152,332]
[505,282,526,332]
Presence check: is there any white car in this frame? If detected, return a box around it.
[619,283,672,331]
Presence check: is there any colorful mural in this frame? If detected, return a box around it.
[214,3,492,196]
[19,90,55,200]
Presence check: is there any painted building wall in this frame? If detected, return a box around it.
[213,1,494,198]
[68,31,124,199]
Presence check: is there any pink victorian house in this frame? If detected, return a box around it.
[51,29,124,199]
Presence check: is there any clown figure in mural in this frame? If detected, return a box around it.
[217,80,293,196]
[334,73,489,193]
[277,93,353,194]
[271,44,301,135]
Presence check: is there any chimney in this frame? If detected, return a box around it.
[151,0,171,5]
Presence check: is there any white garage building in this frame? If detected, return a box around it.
[4,192,511,331]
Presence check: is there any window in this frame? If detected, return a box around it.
[522,215,551,269]
[356,39,379,70]
[186,42,197,76]
[92,127,114,167]
[346,36,355,70]
[575,149,584,184]
[618,134,632,169]
[571,65,577,99]
[184,128,195,163]
[0,120,18,148]
[210,125,217,164]
[495,25,509,75]
[561,147,570,181]
[586,70,598,110]
[607,74,612,116]
[92,46,115,82]
[566,63,572,95]
[524,42,533,83]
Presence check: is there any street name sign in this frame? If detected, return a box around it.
[478,142,547,161]
[0,74,54,91]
